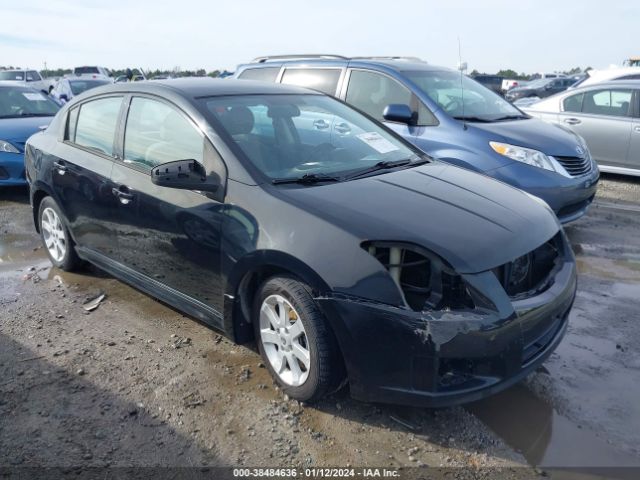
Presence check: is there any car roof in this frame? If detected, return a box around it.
[84,77,321,99]
[571,80,640,90]
[239,57,454,74]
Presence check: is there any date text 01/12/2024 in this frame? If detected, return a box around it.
[233,468,400,478]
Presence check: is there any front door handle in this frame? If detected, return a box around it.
[564,118,582,125]
[634,125,640,133]
[112,186,135,205]
[53,161,67,175]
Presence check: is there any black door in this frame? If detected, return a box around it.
[50,95,123,259]
[109,95,226,326]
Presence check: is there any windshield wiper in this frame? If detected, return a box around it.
[452,115,493,122]
[271,173,341,185]
[344,157,426,181]
[0,113,55,118]
[492,114,529,121]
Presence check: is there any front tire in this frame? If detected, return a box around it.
[38,196,82,271]
[253,276,344,402]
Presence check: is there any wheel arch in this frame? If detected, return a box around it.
[223,250,331,345]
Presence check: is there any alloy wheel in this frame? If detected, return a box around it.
[41,207,66,262]
[259,294,311,386]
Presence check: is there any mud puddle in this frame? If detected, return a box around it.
[0,232,44,266]
[468,384,639,474]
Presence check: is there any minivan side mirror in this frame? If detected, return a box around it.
[151,159,219,193]
[383,104,416,125]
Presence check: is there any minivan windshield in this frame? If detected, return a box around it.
[202,94,423,182]
[404,70,524,121]
[0,86,60,118]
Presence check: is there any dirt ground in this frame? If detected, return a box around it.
[1,175,639,478]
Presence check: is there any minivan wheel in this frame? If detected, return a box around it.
[253,276,344,403]
[38,197,81,271]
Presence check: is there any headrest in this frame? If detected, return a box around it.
[222,106,255,135]
[267,104,300,118]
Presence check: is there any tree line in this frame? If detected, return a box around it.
[0,66,230,79]
[469,66,593,80]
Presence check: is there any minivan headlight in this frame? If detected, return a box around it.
[490,141,556,172]
[0,140,20,153]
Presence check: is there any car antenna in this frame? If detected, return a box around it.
[458,36,467,131]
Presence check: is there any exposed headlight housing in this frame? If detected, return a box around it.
[0,140,20,154]
[490,141,556,172]
[362,241,477,312]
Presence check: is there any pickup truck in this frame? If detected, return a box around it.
[0,69,51,93]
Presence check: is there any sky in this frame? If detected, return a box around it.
[1,0,638,74]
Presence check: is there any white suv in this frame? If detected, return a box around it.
[72,66,112,79]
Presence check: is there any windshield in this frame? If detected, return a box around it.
[74,67,100,75]
[69,79,110,95]
[202,94,421,181]
[0,86,60,118]
[404,70,523,121]
[523,79,552,89]
[0,71,25,81]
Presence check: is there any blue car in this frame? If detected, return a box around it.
[234,55,600,223]
[0,84,59,186]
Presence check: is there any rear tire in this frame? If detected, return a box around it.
[38,196,82,271]
[253,276,345,403]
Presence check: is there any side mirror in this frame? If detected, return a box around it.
[383,104,416,125]
[151,159,219,193]
[59,94,68,102]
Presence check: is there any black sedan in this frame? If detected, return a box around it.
[24,79,576,406]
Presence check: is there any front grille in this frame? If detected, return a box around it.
[0,167,8,180]
[554,155,592,177]
[493,234,561,299]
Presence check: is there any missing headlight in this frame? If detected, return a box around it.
[363,242,474,312]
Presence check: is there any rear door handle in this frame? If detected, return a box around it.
[634,125,640,133]
[112,186,135,205]
[53,161,67,175]
[564,118,582,125]
[334,122,351,135]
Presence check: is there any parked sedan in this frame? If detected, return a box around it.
[0,85,59,186]
[506,77,576,103]
[49,78,111,104]
[525,81,640,176]
[25,79,576,407]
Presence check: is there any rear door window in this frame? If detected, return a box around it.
[74,96,123,155]
[238,67,280,83]
[582,89,633,117]
[280,68,341,95]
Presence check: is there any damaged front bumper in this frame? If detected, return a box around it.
[316,247,576,408]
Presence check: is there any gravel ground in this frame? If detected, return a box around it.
[1,174,639,478]
[0,187,532,478]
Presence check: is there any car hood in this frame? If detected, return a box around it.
[467,117,581,157]
[277,162,559,274]
[0,116,53,143]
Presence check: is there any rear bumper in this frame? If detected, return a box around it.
[0,152,27,186]
[485,161,599,224]
[317,242,577,408]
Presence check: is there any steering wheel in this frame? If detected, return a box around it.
[442,99,461,113]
